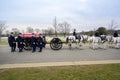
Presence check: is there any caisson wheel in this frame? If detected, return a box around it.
[50,38,62,50]
[23,39,32,50]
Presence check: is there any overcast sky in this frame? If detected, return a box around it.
[0,0,120,32]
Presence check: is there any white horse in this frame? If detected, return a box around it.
[88,36,107,49]
[66,35,84,49]
[105,35,120,49]
[111,37,120,48]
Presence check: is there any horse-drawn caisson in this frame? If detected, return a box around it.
[21,33,63,50]
[21,30,120,51]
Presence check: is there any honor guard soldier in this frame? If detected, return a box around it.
[95,31,100,37]
[16,33,24,52]
[31,33,36,52]
[113,31,118,37]
[38,34,43,52]
[8,32,16,52]
[73,29,76,36]
[42,35,46,48]
[73,29,78,39]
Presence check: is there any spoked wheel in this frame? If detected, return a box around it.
[23,42,32,50]
[23,39,32,50]
[50,38,62,50]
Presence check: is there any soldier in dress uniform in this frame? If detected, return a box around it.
[38,34,43,52]
[113,31,119,37]
[73,29,78,39]
[42,35,46,48]
[8,32,16,52]
[16,33,24,52]
[95,31,100,37]
[31,33,36,52]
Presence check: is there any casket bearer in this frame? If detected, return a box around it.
[16,33,24,52]
[38,34,43,52]
[31,33,36,52]
[8,32,16,52]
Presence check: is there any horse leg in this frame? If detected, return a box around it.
[68,43,72,49]
[116,42,120,49]
[92,42,96,50]
[113,42,117,48]
[69,41,73,50]
[75,40,79,49]
[102,41,107,49]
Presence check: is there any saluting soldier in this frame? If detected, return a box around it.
[38,34,43,52]
[16,33,24,52]
[31,33,36,52]
[8,32,16,52]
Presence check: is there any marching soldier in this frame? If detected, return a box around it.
[16,33,24,52]
[8,32,16,52]
[31,33,36,52]
[38,34,43,52]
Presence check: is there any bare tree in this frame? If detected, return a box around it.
[35,28,40,33]
[26,27,34,33]
[58,21,71,37]
[12,28,20,36]
[5,30,10,36]
[42,29,48,36]
[108,20,118,34]
[48,27,54,36]
[0,21,7,41]
[109,20,118,30]
[53,16,58,36]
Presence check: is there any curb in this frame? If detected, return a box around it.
[0,60,120,69]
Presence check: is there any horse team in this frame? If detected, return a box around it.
[66,31,120,49]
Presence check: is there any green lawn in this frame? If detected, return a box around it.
[0,64,120,80]
[0,40,8,45]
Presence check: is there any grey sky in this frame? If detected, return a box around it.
[0,0,120,32]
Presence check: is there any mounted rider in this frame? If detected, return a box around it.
[73,29,78,39]
[94,31,100,37]
[113,31,119,37]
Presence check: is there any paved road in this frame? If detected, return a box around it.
[0,45,120,64]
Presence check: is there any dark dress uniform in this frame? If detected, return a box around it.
[113,32,118,37]
[38,36,43,52]
[31,36,36,52]
[73,31,78,39]
[73,31,76,36]
[95,32,99,37]
[42,36,46,48]
[8,35,16,52]
[16,36,24,52]
[78,35,81,43]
